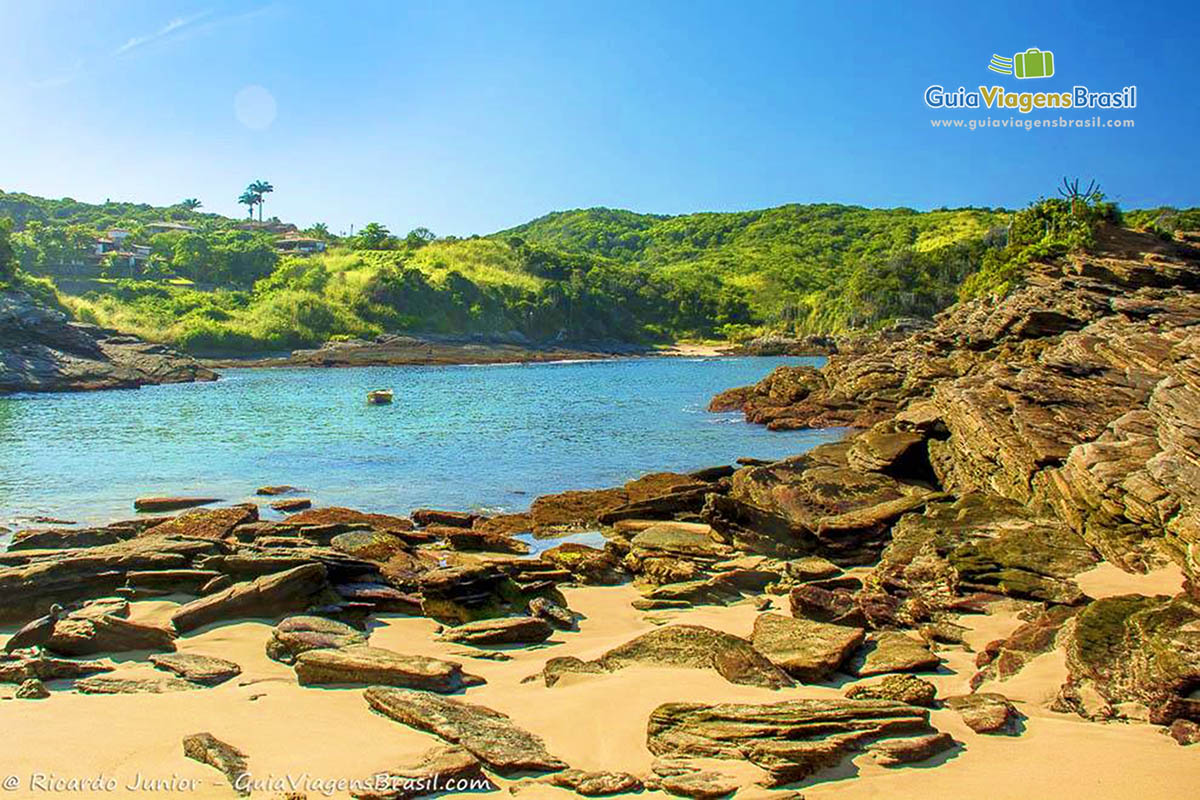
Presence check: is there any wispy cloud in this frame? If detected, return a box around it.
[29,59,85,90]
[114,10,213,56]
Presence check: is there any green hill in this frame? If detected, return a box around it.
[6,186,1187,356]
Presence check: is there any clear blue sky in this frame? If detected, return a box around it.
[1,0,1196,235]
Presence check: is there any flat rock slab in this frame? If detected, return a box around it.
[441,616,553,646]
[295,646,481,692]
[365,687,567,774]
[539,624,792,689]
[150,653,242,686]
[751,612,864,682]
[853,632,941,676]
[171,564,329,632]
[647,698,941,787]
[265,615,369,663]
[183,733,249,796]
[548,769,643,796]
[0,653,112,683]
[867,731,956,766]
[272,498,312,513]
[945,693,1021,734]
[846,674,938,707]
[75,675,202,694]
[134,497,221,512]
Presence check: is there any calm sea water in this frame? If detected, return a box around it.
[0,357,841,540]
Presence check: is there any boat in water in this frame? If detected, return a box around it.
[366,389,394,405]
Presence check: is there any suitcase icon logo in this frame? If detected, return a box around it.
[988,48,1055,79]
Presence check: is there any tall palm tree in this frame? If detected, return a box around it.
[248,180,274,222]
[238,190,258,220]
[181,198,202,211]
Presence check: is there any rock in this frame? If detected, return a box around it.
[75,675,201,694]
[15,678,49,699]
[0,537,220,624]
[257,486,300,496]
[1167,718,1200,745]
[441,616,553,646]
[750,613,864,682]
[1057,593,1200,724]
[846,421,928,475]
[0,290,216,393]
[846,675,937,707]
[971,605,1077,686]
[853,632,941,676]
[547,769,642,796]
[334,582,422,614]
[658,771,738,799]
[295,646,481,691]
[418,565,521,625]
[183,733,250,796]
[330,531,409,561]
[352,745,497,799]
[944,693,1020,734]
[786,556,842,582]
[646,698,943,787]
[411,509,477,528]
[272,498,312,513]
[134,497,222,512]
[441,529,530,554]
[41,614,176,656]
[265,615,369,663]
[364,687,568,774]
[123,569,226,597]
[284,507,415,533]
[0,652,112,683]
[867,732,955,766]
[171,564,331,633]
[598,486,713,525]
[9,525,136,551]
[144,505,258,540]
[540,543,625,585]
[539,625,792,689]
[788,584,864,626]
[528,596,575,630]
[150,653,242,686]
[472,512,533,536]
[530,488,627,531]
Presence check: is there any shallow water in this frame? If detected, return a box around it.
[0,356,843,538]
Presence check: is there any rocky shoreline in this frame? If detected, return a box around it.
[3,227,1199,797]
[0,290,216,394]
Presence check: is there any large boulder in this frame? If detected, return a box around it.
[295,646,482,692]
[41,613,176,656]
[944,693,1021,734]
[171,564,331,632]
[750,613,864,682]
[364,688,568,774]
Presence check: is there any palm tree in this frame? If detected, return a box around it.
[248,180,274,222]
[238,190,258,220]
[181,198,202,211]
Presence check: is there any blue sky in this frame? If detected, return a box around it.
[1,0,1196,235]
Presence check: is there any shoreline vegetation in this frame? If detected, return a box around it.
[2,197,1200,796]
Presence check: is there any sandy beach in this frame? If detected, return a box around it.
[3,560,1195,800]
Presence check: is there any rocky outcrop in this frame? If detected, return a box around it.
[646,698,945,787]
[846,674,938,707]
[40,613,176,656]
[0,290,217,394]
[150,653,242,686]
[171,564,332,632]
[182,733,250,796]
[364,688,568,774]
[441,616,553,646]
[750,612,864,682]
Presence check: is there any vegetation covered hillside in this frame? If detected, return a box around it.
[4,184,1195,356]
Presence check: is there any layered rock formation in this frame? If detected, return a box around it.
[0,290,216,393]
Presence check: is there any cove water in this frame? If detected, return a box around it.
[0,357,842,540]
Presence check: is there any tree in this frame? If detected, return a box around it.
[238,190,258,220]
[304,222,331,240]
[181,198,202,211]
[405,227,436,248]
[248,180,274,222]
[357,222,392,249]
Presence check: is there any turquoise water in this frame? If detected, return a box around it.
[0,357,841,538]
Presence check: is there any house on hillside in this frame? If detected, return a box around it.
[146,221,198,234]
[275,235,326,255]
